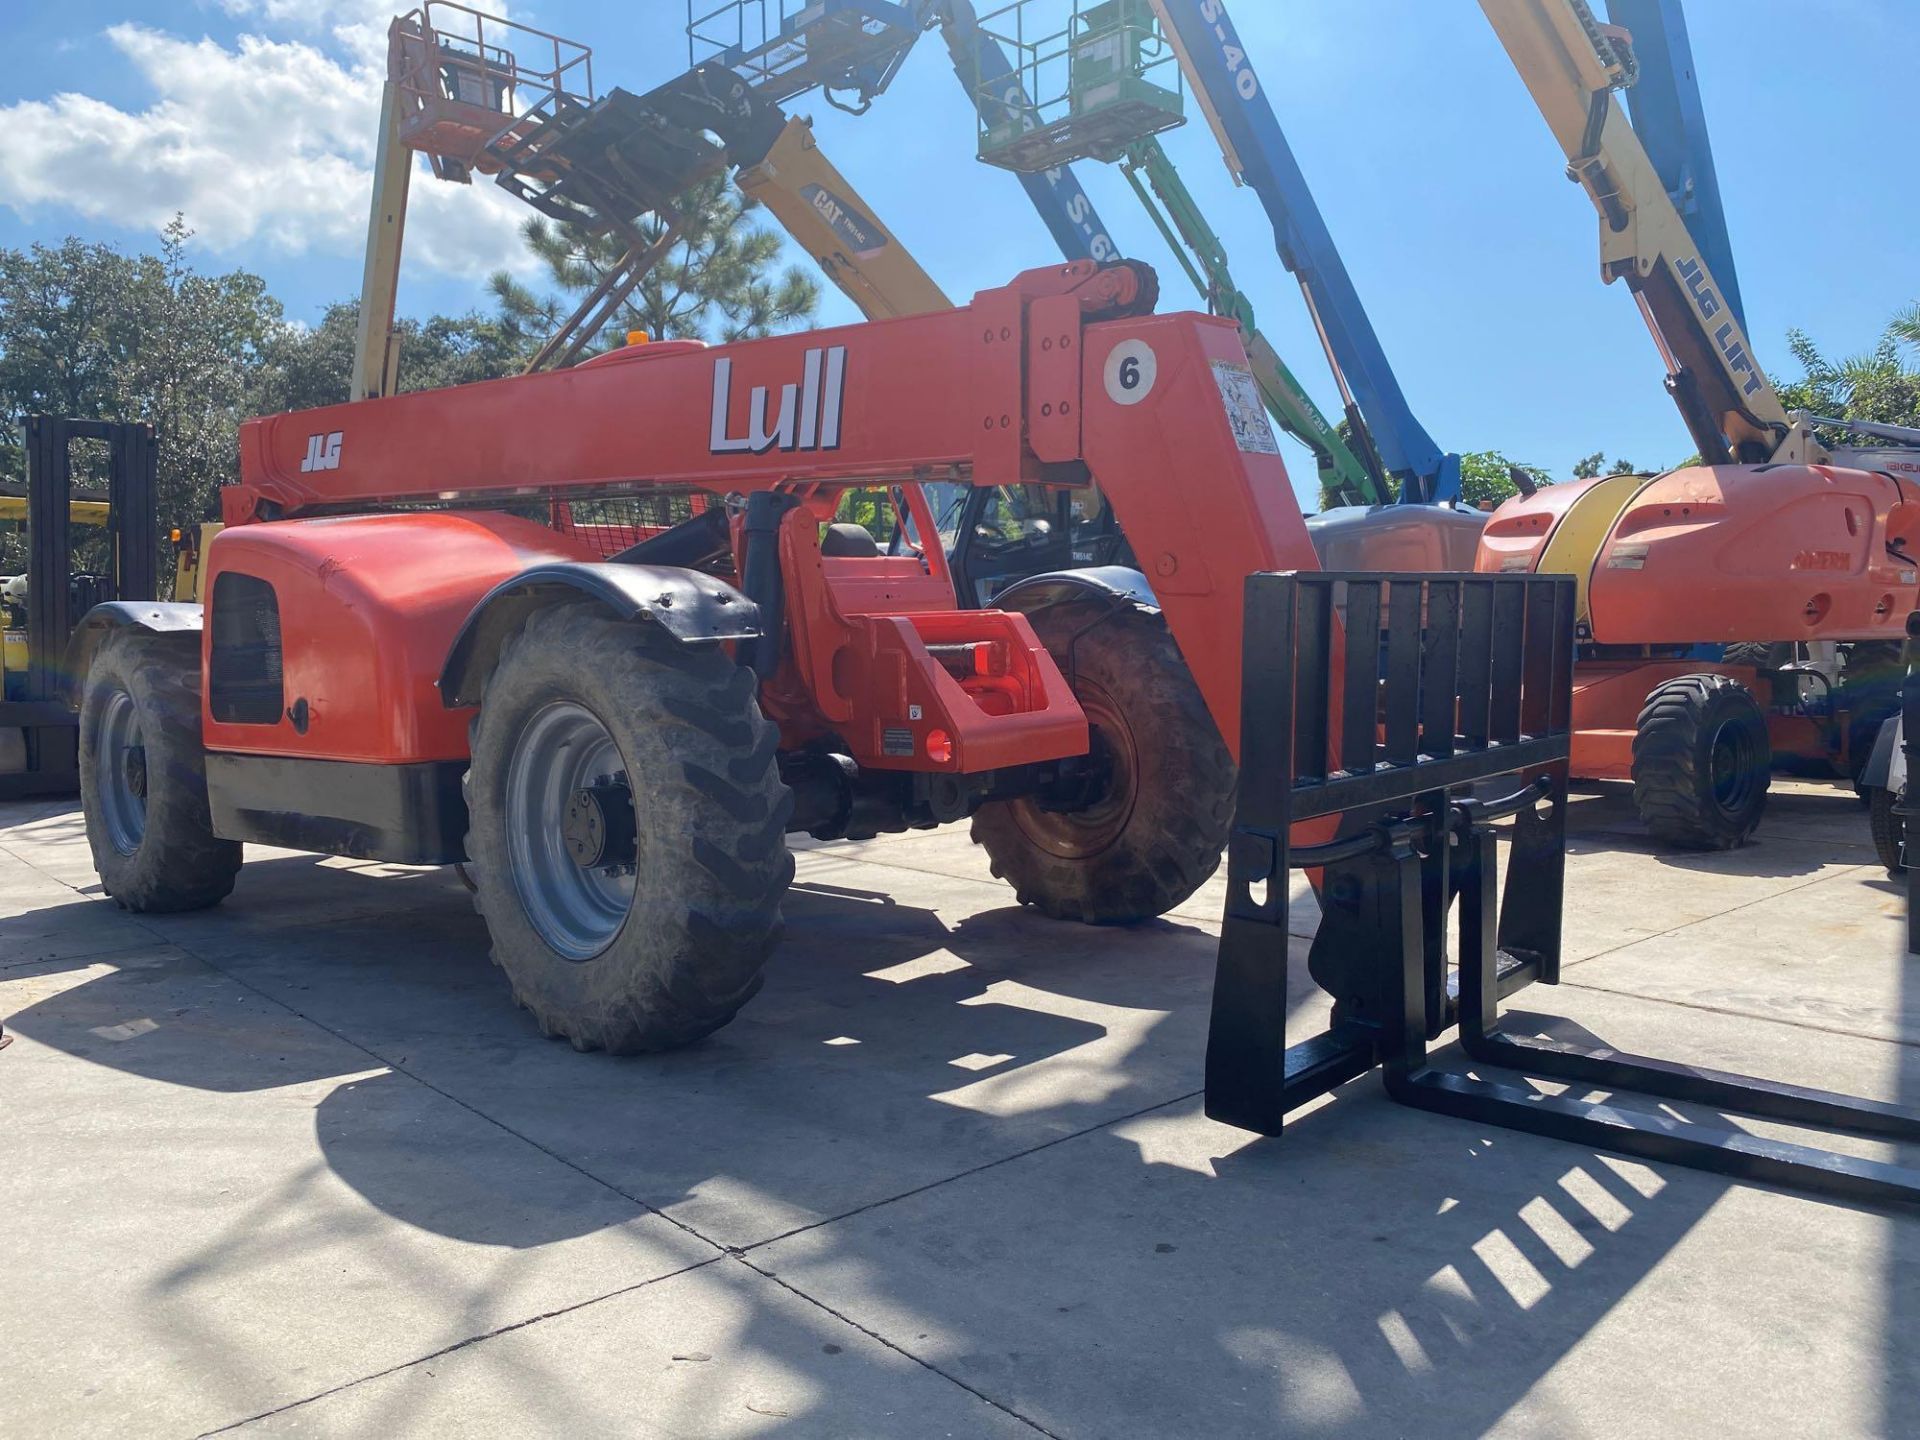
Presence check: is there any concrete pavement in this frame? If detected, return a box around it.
[1,780,1914,1437]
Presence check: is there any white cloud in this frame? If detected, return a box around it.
[0,18,534,283]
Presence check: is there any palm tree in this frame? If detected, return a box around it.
[1891,302,1920,356]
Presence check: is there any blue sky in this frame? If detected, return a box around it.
[1,1,1915,507]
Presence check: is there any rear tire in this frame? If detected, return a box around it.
[79,629,241,912]
[971,604,1235,923]
[1869,785,1905,875]
[1631,672,1771,850]
[463,603,792,1053]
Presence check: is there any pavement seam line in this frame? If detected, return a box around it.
[0,940,174,974]
[1557,862,1874,971]
[740,1088,1205,1253]
[732,1252,1064,1439]
[1554,977,1920,1051]
[1577,824,1875,854]
[194,1254,728,1437]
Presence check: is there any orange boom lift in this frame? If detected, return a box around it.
[1476,0,1920,847]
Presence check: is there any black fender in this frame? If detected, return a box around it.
[1860,714,1901,791]
[439,563,761,709]
[62,601,204,707]
[989,565,1160,615]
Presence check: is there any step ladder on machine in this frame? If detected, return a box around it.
[1207,570,1920,1208]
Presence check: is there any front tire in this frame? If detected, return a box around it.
[972,604,1235,923]
[463,604,792,1053]
[79,629,241,912]
[1631,672,1771,850]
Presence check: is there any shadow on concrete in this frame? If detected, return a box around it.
[1647,843,1832,880]
[6,826,1916,1435]
[1565,780,1877,880]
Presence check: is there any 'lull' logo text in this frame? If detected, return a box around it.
[709,346,846,455]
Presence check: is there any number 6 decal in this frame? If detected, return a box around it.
[1103,339,1158,406]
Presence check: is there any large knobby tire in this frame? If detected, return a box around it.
[79,629,241,912]
[971,604,1235,923]
[1869,786,1905,875]
[1631,672,1771,850]
[463,603,793,1053]
[1722,641,1792,670]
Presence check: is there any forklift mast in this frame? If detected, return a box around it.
[0,418,158,798]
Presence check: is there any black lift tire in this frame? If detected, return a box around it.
[1843,641,1905,791]
[971,603,1236,924]
[1722,641,1792,670]
[1869,785,1905,875]
[79,628,241,912]
[1631,672,1771,850]
[462,602,793,1053]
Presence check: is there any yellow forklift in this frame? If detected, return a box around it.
[1,417,161,799]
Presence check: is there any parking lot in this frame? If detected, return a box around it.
[3,780,1915,1438]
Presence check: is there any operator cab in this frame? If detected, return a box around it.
[947,483,1132,606]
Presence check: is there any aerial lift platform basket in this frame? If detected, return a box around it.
[388,2,593,184]
[688,0,925,108]
[973,0,1185,173]
[1211,569,1920,1208]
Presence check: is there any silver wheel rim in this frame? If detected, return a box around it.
[97,688,147,856]
[505,701,634,961]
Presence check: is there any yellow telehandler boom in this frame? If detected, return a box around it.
[1478,0,1804,465]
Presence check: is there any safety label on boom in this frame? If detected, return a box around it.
[1211,360,1280,455]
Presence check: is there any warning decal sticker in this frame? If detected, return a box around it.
[1211,360,1280,455]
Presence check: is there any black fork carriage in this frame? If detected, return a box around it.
[1206,569,1920,1209]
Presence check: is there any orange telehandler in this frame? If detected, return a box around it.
[65,254,1307,1051]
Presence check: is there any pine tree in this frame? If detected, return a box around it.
[489,175,819,355]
